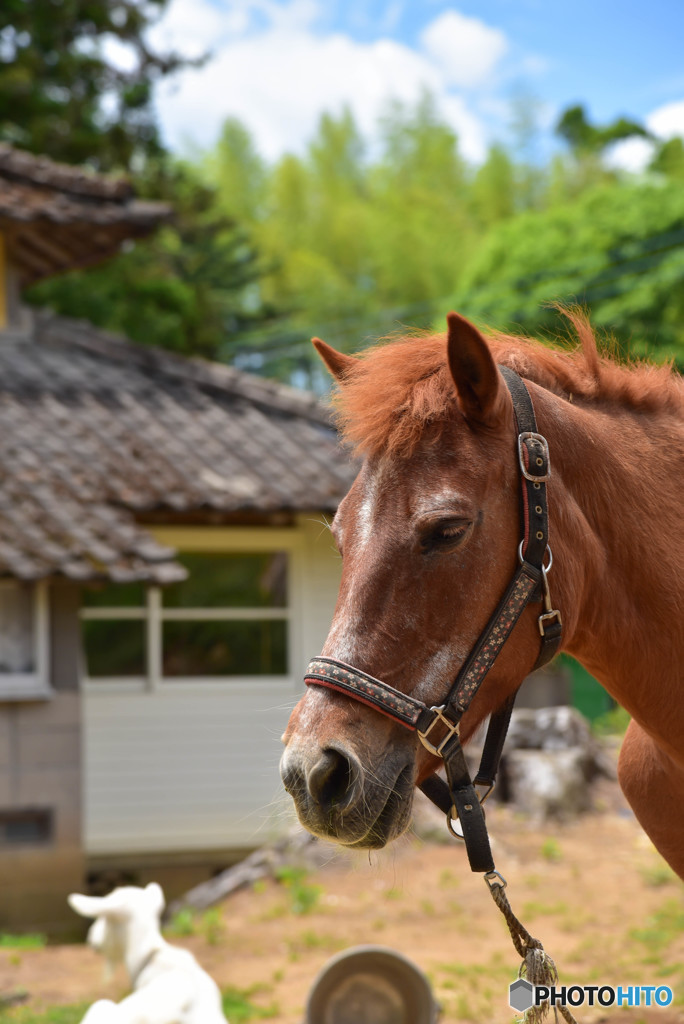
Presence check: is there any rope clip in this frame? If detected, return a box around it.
[484,869,507,891]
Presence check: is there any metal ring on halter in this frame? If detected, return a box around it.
[447,809,465,840]
[446,782,494,840]
[518,542,553,573]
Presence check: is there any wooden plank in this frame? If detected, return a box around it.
[0,232,6,328]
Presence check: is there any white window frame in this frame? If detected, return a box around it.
[80,527,303,693]
[0,581,51,701]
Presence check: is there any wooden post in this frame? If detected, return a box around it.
[0,233,6,330]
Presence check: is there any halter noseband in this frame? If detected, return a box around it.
[304,367,562,874]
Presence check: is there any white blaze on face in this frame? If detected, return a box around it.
[325,460,387,663]
[352,458,385,550]
[325,466,472,697]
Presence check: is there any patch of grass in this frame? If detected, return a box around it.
[438,869,459,888]
[592,705,630,737]
[301,930,344,951]
[274,866,322,915]
[454,992,477,1020]
[540,837,563,862]
[0,934,46,949]
[640,861,680,888]
[200,907,225,945]
[221,985,279,1021]
[522,901,569,920]
[630,899,684,954]
[0,1004,89,1024]
[287,930,345,956]
[165,908,196,937]
[437,961,512,983]
[165,906,225,944]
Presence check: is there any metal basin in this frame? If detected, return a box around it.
[306,945,439,1024]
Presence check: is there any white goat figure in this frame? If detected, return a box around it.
[68,883,229,1024]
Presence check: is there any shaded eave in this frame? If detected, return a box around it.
[0,145,170,285]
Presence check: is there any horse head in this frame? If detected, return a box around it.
[281,313,549,849]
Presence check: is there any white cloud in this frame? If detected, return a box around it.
[606,97,684,171]
[647,99,684,140]
[419,10,508,88]
[151,1,513,164]
[605,136,654,172]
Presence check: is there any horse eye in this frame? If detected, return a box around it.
[422,520,473,552]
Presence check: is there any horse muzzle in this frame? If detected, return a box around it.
[279,741,415,848]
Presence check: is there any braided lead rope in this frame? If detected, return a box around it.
[485,873,579,1024]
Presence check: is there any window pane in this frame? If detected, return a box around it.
[0,583,35,672]
[83,621,146,677]
[82,582,146,608]
[162,620,287,677]
[0,809,52,846]
[162,553,287,609]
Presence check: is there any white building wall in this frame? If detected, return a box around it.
[83,517,342,855]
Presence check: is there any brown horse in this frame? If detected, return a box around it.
[281,311,684,878]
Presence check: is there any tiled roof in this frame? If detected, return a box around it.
[0,145,169,284]
[0,312,354,582]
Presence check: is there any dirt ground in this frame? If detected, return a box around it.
[2,777,684,1023]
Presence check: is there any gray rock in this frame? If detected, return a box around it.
[505,747,594,820]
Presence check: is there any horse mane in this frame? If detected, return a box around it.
[332,309,684,457]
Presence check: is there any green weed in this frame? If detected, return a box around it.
[522,901,569,920]
[0,1004,88,1024]
[274,866,321,915]
[630,899,684,953]
[221,985,279,1021]
[640,861,680,888]
[540,838,563,862]
[165,908,196,937]
[200,907,225,945]
[0,934,46,949]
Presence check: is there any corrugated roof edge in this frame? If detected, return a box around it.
[33,310,336,428]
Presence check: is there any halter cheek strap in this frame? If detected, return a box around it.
[304,367,562,874]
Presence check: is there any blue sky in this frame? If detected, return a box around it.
[147,0,684,167]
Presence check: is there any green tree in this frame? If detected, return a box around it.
[650,137,684,181]
[367,96,472,312]
[0,0,199,170]
[28,163,272,359]
[470,144,516,227]
[449,180,684,364]
[206,118,268,223]
[556,104,651,157]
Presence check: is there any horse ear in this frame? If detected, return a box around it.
[446,312,503,425]
[312,338,359,382]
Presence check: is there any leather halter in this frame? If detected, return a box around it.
[304,367,562,873]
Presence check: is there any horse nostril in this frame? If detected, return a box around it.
[307,748,356,811]
[280,759,305,797]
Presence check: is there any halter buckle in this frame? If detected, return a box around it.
[417,705,460,757]
[518,431,551,482]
